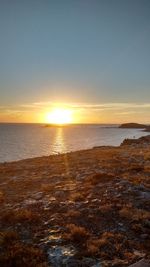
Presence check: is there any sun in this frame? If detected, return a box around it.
[45,108,73,125]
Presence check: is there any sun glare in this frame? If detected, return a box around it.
[45,108,73,125]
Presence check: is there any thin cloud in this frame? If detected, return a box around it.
[1,102,150,115]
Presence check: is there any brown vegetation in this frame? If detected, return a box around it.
[0,135,150,266]
[1,208,40,225]
[64,224,89,244]
[0,231,48,267]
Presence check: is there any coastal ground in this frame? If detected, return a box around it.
[0,136,150,267]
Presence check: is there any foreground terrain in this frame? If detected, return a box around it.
[0,136,150,267]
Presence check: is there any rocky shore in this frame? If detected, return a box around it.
[0,136,150,267]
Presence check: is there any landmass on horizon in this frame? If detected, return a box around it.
[44,122,150,132]
[119,123,150,132]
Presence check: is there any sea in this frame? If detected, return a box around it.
[0,123,148,163]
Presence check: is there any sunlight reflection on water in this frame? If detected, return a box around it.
[53,128,66,154]
[0,124,148,162]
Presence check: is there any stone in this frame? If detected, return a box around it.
[129,259,150,267]
[54,190,66,198]
[33,192,43,200]
[48,245,76,267]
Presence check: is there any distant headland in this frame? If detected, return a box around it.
[119,122,150,132]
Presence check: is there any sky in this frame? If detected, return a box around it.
[0,0,150,123]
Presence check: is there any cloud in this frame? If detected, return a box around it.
[0,101,150,123]
[1,101,150,112]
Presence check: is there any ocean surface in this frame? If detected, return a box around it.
[0,123,148,163]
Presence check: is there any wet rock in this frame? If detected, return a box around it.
[65,258,101,267]
[48,245,76,267]
[65,258,83,267]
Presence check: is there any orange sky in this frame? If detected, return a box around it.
[0,102,150,124]
[1,2,150,124]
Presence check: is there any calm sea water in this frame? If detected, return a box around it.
[0,123,148,162]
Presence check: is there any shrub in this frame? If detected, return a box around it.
[71,193,85,202]
[1,208,39,224]
[0,231,48,267]
[65,209,81,218]
[87,238,106,256]
[88,172,114,185]
[119,207,150,222]
[0,191,5,202]
[64,224,89,244]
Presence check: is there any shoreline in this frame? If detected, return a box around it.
[0,135,150,267]
[1,136,150,166]
[0,123,149,164]
[0,145,118,165]
[0,133,149,165]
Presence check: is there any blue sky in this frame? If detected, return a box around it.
[0,0,150,122]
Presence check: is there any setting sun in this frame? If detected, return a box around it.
[45,108,73,125]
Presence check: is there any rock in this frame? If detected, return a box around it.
[133,250,146,257]
[140,234,149,239]
[33,192,43,200]
[81,258,99,266]
[139,191,150,200]
[129,259,150,267]
[101,259,128,266]
[54,190,66,199]
[65,259,83,267]
[48,245,76,267]
[144,126,150,132]
[66,258,101,267]
[49,196,57,201]
[121,135,150,146]
[24,198,37,205]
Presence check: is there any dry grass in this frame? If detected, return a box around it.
[41,183,54,192]
[0,137,150,266]
[64,224,89,244]
[87,238,107,256]
[1,208,40,224]
[0,191,5,202]
[87,232,130,259]
[0,231,48,267]
[129,164,144,172]
[144,151,150,160]
[99,204,113,213]
[65,209,81,218]
[119,206,150,222]
[87,172,115,185]
[71,192,85,202]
